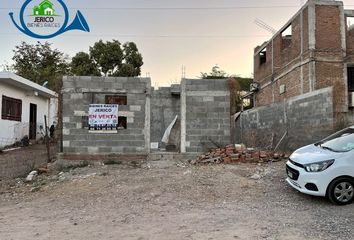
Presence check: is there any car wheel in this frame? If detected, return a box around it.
[328,177,354,205]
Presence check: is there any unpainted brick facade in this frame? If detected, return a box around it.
[236,0,354,150]
[253,0,352,121]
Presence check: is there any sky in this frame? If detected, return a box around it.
[1,0,354,87]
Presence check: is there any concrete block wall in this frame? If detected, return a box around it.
[150,87,180,147]
[181,79,231,153]
[61,76,151,154]
[235,87,335,152]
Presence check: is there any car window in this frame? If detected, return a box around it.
[318,128,354,152]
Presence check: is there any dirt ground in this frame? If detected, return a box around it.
[1,159,354,240]
[0,143,58,179]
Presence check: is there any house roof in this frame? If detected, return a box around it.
[0,72,57,98]
[39,0,53,7]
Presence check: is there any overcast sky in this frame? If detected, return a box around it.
[1,0,354,87]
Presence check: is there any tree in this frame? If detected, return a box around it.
[117,42,143,77]
[115,64,136,77]
[228,77,254,114]
[200,65,253,113]
[89,40,123,76]
[200,65,228,79]
[89,39,144,77]
[71,52,100,76]
[11,41,69,91]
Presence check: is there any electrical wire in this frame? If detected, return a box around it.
[0,33,271,39]
[0,5,307,11]
[2,4,354,11]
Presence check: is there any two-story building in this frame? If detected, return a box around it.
[236,0,354,151]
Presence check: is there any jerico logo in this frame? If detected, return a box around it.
[9,0,90,39]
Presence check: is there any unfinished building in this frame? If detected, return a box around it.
[236,0,354,151]
[60,76,230,161]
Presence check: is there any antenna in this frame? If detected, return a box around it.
[254,18,277,34]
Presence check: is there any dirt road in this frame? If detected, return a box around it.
[0,160,353,240]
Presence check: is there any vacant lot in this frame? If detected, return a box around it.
[0,160,353,240]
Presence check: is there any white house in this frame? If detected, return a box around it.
[0,72,57,147]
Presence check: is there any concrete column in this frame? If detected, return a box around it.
[339,6,347,55]
[300,11,304,94]
[271,39,274,75]
[180,79,186,153]
[340,5,349,110]
[144,78,151,153]
[308,2,316,92]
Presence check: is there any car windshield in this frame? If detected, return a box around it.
[316,128,354,152]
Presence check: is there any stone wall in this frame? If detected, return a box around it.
[61,76,151,154]
[181,79,231,153]
[235,87,335,152]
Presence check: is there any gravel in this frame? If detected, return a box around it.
[0,160,353,240]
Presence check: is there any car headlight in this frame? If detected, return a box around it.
[304,159,335,172]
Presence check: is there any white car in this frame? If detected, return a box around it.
[286,126,354,205]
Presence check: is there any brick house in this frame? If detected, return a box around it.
[236,0,354,151]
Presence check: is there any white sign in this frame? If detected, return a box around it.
[89,104,118,126]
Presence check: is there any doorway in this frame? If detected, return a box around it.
[29,103,37,140]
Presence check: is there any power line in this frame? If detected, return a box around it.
[65,6,302,10]
[0,33,271,39]
[0,5,304,11]
[2,4,354,11]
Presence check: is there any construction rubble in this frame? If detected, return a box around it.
[190,144,288,165]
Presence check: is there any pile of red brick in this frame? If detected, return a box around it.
[191,144,287,165]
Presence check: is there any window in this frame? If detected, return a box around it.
[259,48,267,65]
[316,127,354,152]
[118,116,127,129]
[105,95,127,105]
[348,67,354,92]
[1,96,22,122]
[105,95,128,130]
[82,116,89,129]
[281,24,292,49]
[347,17,354,30]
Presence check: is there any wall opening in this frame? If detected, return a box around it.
[105,95,127,105]
[348,66,354,92]
[281,24,292,49]
[29,103,37,140]
[347,16,354,31]
[118,116,127,129]
[259,48,267,65]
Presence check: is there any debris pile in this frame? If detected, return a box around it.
[191,144,287,165]
[25,171,38,182]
